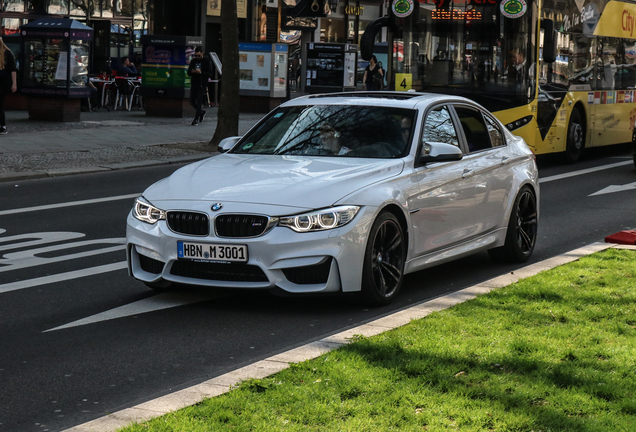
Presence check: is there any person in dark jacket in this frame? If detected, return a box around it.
[116,56,138,77]
[0,37,17,134]
[187,47,213,125]
[363,55,384,91]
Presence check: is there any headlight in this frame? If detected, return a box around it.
[133,197,166,224]
[279,206,360,232]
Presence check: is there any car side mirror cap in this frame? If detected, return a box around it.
[218,136,241,153]
[420,142,464,164]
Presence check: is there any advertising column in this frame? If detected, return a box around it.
[305,43,357,94]
[140,35,204,117]
[238,42,288,112]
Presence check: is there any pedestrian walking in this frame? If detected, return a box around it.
[0,37,17,134]
[187,47,213,126]
[363,55,384,91]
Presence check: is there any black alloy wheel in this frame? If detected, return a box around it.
[361,212,406,306]
[488,186,538,263]
[565,108,585,163]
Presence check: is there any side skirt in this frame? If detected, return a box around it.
[404,228,507,274]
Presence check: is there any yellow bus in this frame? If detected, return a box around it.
[361,0,636,164]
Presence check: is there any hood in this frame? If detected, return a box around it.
[144,154,404,210]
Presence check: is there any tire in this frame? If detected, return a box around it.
[488,186,538,263]
[564,108,585,163]
[360,212,406,306]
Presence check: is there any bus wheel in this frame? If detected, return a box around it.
[565,109,585,163]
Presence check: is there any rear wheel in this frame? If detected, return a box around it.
[488,186,538,263]
[564,109,585,163]
[360,212,406,306]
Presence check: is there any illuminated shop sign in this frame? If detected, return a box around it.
[500,0,527,18]
[432,9,482,20]
[417,0,496,6]
[393,0,414,18]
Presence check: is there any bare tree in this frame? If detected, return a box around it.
[209,0,239,147]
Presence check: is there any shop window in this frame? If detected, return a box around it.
[320,18,345,43]
[47,0,68,15]
[3,0,25,11]
[1,18,21,35]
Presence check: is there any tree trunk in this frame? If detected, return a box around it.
[209,0,240,147]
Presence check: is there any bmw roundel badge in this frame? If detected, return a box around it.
[211,203,223,211]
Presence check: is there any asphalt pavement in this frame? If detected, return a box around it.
[0,106,264,182]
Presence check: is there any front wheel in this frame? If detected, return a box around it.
[488,186,538,263]
[360,212,406,306]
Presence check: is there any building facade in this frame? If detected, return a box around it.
[1,0,386,88]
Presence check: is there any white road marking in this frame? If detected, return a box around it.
[0,261,128,294]
[0,193,140,216]
[589,181,636,196]
[45,291,227,332]
[0,238,126,272]
[539,160,632,183]
[0,231,85,251]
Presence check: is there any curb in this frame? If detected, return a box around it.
[62,241,635,432]
[0,155,210,183]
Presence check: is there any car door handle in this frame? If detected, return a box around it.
[501,156,511,165]
[462,169,474,179]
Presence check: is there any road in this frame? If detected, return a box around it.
[1,149,635,432]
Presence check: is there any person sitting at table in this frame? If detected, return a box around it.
[116,56,138,77]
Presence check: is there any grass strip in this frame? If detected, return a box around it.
[120,249,636,431]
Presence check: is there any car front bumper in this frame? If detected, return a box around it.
[125,206,376,294]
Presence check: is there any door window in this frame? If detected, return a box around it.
[454,106,492,153]
[484,115,504,148]
[422,105,459,147]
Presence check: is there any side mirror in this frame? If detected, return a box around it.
[420,142,464,164]
[541,19,557,64]
[218,136,241,153]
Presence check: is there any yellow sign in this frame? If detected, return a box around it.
[594,1,636,38]
[208,0,247,18]
[395,73,412,91]
[345,5,364,15]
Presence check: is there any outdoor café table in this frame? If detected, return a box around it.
[90,77,114,109]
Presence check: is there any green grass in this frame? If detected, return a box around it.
[120,249,636,431]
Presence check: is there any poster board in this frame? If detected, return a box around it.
[207,0,248,18]
[305,43,357,93]
[238,43,287,98]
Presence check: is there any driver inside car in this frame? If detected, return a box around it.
[318,123,350,155]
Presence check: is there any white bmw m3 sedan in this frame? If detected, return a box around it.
[126,92,539,305]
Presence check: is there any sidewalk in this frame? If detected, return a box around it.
[0,107,264,182]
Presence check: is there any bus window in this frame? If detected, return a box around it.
[392,0,537,112]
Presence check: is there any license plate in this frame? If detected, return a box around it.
[177,241,248,263]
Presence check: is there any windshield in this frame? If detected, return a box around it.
[233,105,416,158]
[395,0,538,112]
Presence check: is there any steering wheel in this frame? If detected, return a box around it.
[348,142,400,158]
